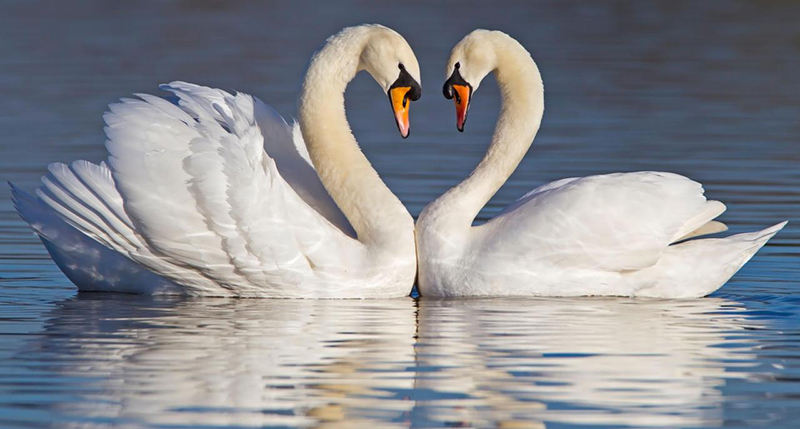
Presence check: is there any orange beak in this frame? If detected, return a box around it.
[452,84,470,132]
[390,86,412,138]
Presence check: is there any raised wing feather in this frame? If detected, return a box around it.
[24,160,222,294]
[252,97,354,237]
[479,172,725,272]
[101,82,359,292]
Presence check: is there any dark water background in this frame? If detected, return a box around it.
[1,1,799,427]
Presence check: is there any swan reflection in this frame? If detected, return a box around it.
[27,295,760,428]
[32,296,418,428]
[415,297,759,428]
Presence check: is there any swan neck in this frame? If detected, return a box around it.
[433,38,544,227]
[298,29,412,245]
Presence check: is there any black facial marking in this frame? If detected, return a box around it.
[443,65,472,101]
[388,66,422,101]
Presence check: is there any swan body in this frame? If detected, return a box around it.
[416,30,785,298]
[12,25,421,298]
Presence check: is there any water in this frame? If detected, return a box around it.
[1,0,799,427]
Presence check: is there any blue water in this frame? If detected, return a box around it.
[1,1,799,427]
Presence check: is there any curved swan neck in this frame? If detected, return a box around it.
[431,34,544,227]
[298,27,412,245]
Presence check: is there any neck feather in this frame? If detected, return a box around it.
[429,36,544,228]
[298,28,412,245]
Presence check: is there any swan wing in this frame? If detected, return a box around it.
[16,160,224,294]
[480,172,726,271]
[250,92,354,237]
[79,81,362,293]
[11,180,185,294]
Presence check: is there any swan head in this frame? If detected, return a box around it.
[358,26,422,138]
[443,29,501,131]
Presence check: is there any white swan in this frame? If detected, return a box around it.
[11,24,422,298]
[416,29,786,298]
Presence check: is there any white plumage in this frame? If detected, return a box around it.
[416,30,785,298]
[12,25,421,298]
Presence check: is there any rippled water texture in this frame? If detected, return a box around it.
[1,1,799,428]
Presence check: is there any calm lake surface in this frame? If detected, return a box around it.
[1,1,800,428]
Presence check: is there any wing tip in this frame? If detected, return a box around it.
[46,161,70,177]
[765,220,788,237]
[160,81,195,91]
[8,181,43,223]
[707,200,727,216]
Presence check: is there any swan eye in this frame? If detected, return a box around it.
[398,63,405,71]
[455,62,460,69]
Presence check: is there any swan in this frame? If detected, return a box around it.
[416,29,786,298]
[10,24,422,298]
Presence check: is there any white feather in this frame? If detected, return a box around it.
[11,26,425,297]
[417,30,785,298]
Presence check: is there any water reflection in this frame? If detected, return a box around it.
[19,295,764,428]
[29,296,417,428]
[1,1,798,428]
[416,298,763,428]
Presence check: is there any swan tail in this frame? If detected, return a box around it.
[633,221,787,298]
